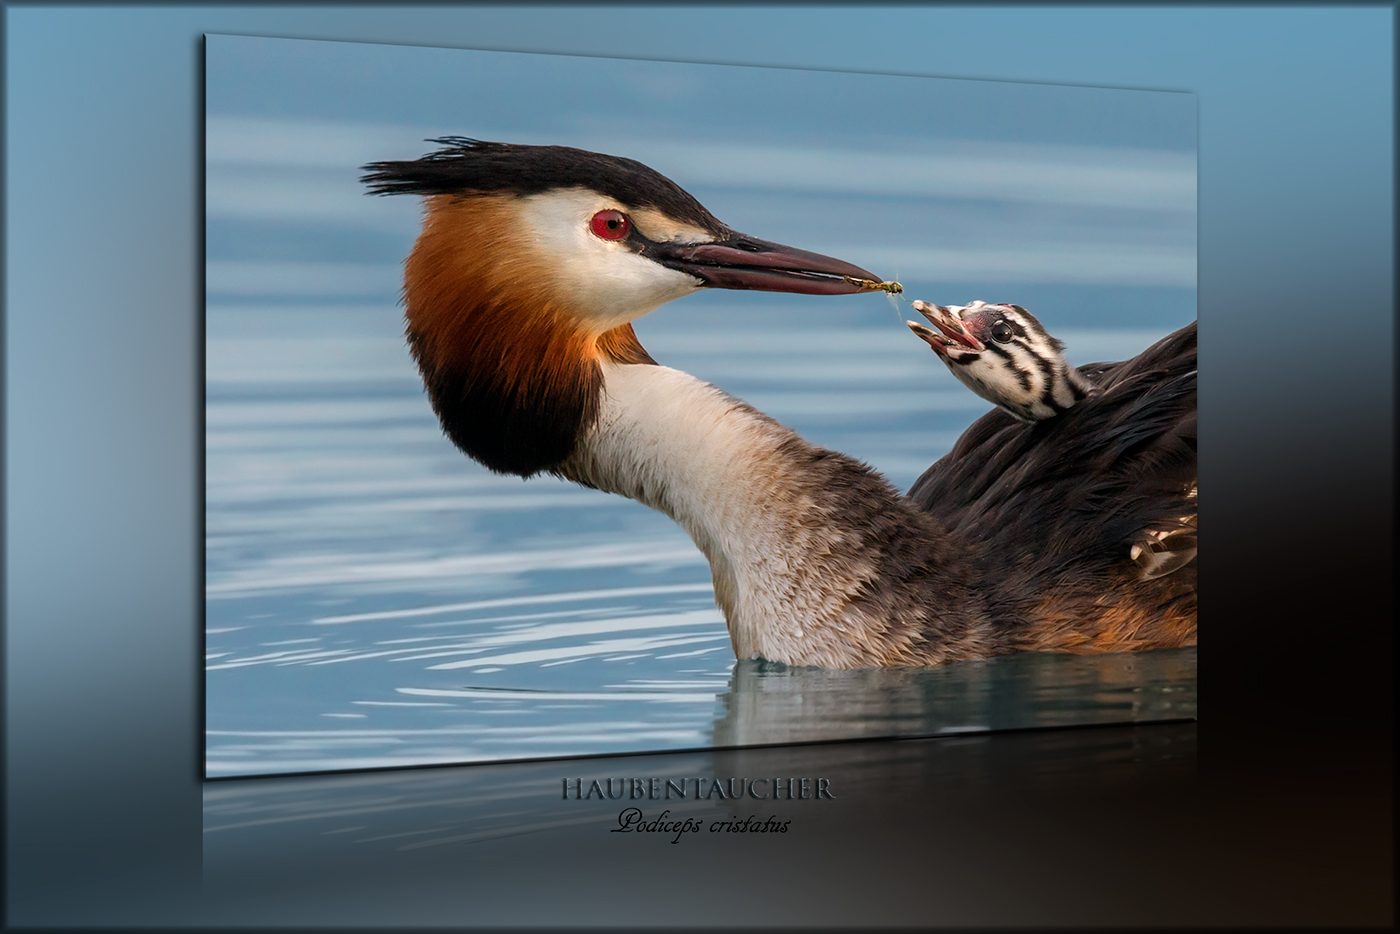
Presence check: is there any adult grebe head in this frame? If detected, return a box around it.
[362,138,880,476]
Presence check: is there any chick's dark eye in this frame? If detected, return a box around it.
[990,322,1014,343]
[590,209,630,241]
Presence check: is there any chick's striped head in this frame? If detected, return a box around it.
[908,300,1095,422]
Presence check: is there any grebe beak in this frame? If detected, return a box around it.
[649,232,882,296]
[911,301,986,352]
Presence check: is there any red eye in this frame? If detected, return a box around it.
[590,209,630,241]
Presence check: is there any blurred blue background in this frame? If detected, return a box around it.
[6,6,1391,929]
[203,35,1195,775]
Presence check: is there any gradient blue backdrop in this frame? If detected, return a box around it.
[6,5,1393,927]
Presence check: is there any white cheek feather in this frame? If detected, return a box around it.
[518,188,703,331]
[955,358,1029,411]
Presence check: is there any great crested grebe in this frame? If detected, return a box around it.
[362,139,1196,668]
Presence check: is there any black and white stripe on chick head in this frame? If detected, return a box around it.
[908,300,1096,422]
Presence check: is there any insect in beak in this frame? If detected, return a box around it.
[843,276,903,295]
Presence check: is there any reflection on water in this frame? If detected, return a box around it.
[715,648,1195,748]
[205,70,1196,777]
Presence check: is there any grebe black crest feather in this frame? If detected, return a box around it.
[362,138,729,238]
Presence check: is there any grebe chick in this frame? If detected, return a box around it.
[907,303,1198,582]
[908,300,1096,422]
[362,140,1196,668]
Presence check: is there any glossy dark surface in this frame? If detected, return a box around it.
[203,723,1203,927]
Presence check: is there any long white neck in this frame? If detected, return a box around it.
[558,362,985,668]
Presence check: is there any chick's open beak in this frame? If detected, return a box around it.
[911,300,986,351]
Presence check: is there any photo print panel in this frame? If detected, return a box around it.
[205,34,1197,777]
